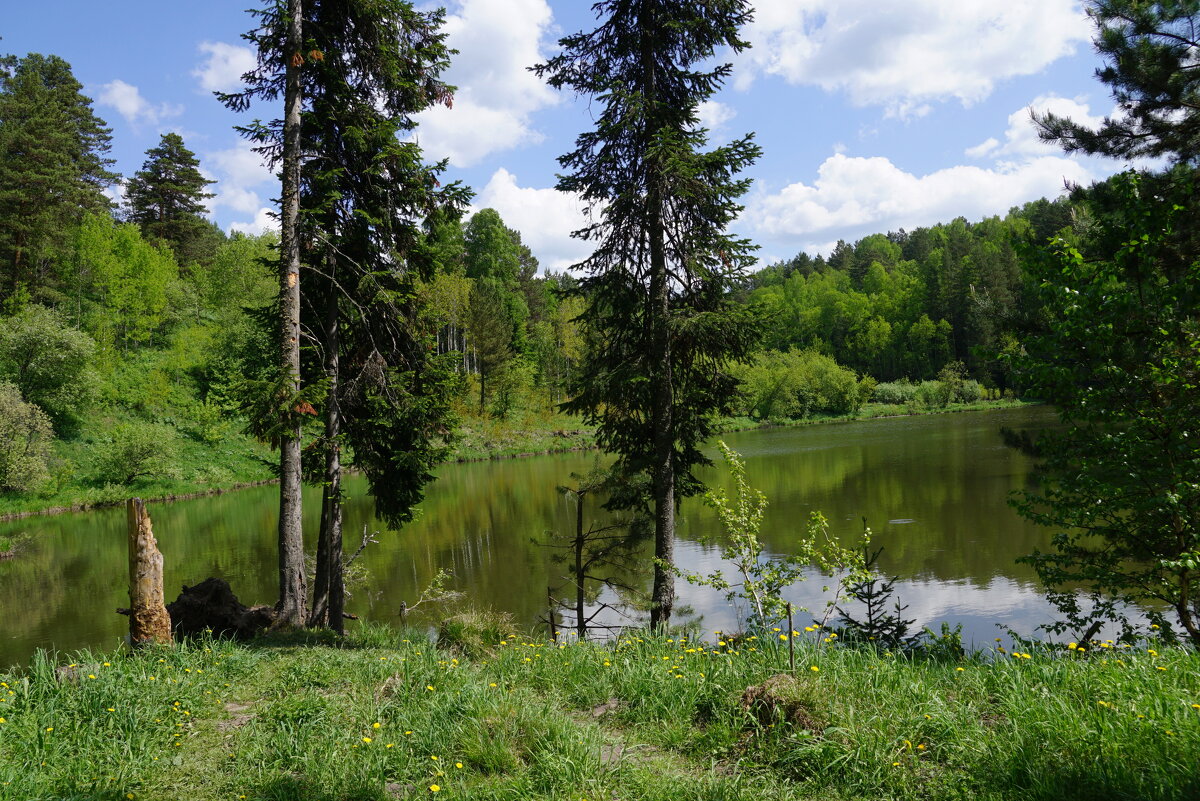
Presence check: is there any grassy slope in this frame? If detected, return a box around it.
[1,623,1196,801]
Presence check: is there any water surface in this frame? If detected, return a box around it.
[0,406,1062,666]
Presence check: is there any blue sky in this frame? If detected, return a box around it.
[5,1,1138,271]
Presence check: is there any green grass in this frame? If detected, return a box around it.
[2,622,1197,801]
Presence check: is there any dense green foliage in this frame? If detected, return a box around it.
[0,53,117,300]
[1011,173,1200,648]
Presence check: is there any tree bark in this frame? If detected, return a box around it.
[275,0,307,629]
[575,489,587,638]
[644,24,675,633]
[310,266,344,633]
[127,498,172,646]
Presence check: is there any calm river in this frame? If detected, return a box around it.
[0,405,1063,667]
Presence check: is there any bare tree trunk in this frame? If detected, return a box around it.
[575,490,587,638]
[127,498,172,646]
[310,267,343,631]
[644,29,674,633]
[275,0,307,629]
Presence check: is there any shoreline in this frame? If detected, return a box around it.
[0,400,1034,522]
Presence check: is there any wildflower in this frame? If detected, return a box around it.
[779,634,788,641]
[1191,704,1200,710]
[430,785,440,793]
[427,685,435,691]
[1157,666,1167,671]
[1068,643,1077,650]
[431,756,438,761]
[0,718,6,723]
[892,762,900,767]
[45,727,53,732]
[362,737,372,744]
[917,744,926,751]
[955,667,964,672]
[810,666,819,672]
[1147,649,1158,656]
[373,722,381,729]
[455,762,463,769]
[88,674,96,680]
[489,683,497,687]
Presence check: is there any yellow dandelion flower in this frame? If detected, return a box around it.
[0,718,6,723]
[431,755,439,761]
[779,634,788,641]
[373,722,381,729]
[88,674,96,679]
[362,737,372,743]
[427,685,435,691]
[430,785,440,793]
[455,762,463,769]
[810,665,819,672]
[1157,666,1167,671]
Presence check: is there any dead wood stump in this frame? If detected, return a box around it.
[127,498,173,647]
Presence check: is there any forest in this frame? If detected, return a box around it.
[0,55,1067,511]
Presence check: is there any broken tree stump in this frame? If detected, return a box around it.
[127,498,173,647]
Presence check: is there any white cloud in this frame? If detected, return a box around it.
[414,0,559,166]
[746,152,1093,253]
[97,80,183,126]
[697,100,736,132]
[474,169,592,272]
[193,41,256,94]
[230,207,277,236]
[969,94,1105,159]
[204,140,276,233]
[965,137,1001,159]
[737,0,1091,117]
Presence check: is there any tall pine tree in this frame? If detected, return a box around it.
[0,53,117,301]
[124,132,220,269]
[536,0,762,629]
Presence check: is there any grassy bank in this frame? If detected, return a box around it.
[1,621,1196,801]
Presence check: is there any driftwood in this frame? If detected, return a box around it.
[127,498,173,646]
[165,577,275,640]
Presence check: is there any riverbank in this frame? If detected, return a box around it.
[0,399,1030,520]
[1,622,1195,801]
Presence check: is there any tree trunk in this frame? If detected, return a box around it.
[575,490,587,638]
[275,0,307,629]
[310,267,343,632]
[127,498,172,646]
[644,26,675,633]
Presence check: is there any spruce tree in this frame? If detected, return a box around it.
[536,0,762,629]
[299,0,466,632]
[0,53,118,300]
[124,133,219,268]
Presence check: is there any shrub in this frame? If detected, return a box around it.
[92,422,179,486]
[0,382,53,493]
[0,304,98,428]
